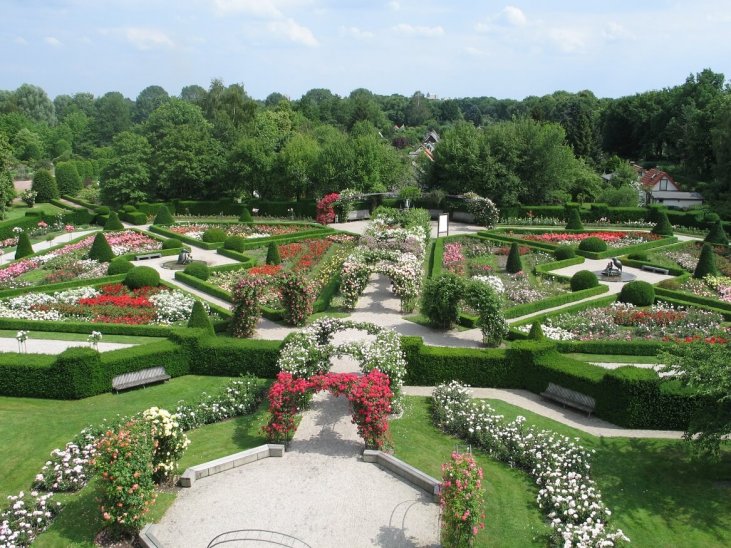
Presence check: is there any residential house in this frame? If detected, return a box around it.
[640,168,703,209]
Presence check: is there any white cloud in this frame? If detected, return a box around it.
[267,18,318,47]
[340,26,374,40]
[45,36,62,47]
[214,0,282,17]
[501,5,527,27]
[121,27,175,50]
[548,28,588,53]
[14,36,28,46]
[392,23,444,37]
[387,0,400,10]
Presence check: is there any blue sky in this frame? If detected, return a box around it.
[2,0,730,101]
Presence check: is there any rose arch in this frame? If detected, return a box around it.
[263,319,407,449]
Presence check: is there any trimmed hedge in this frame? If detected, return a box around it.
[202,228,227,243]
[266,242,281,265]
[619,281,655,306]
[88,232,114,262]
[502,285,608,320]
[578,237,607,253]
[693,243,717,279]
[14,232,34,260]
[505,242,523,273]
[107,257,134,275]
[554,245,576,260]
[119,209,148,225]
[103,212,124,231]
[570,270,598,291]
[124,266,160,289]
[223,236,246,252]
[162,238,183,250]
[183,262,210,281]
[154,206,175,226]
[0,274,127,299]
[174,271,233,303]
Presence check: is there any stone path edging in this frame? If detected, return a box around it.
[363,450,441,502]
[179,444,284,487]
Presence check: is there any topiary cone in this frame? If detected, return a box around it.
[88,232,115,262]
[239,208,253,222]
[266,242,281,265]
[528,321,544,340]
[14,232,34,260]
[104,211,124,231]
[154,206,175,226]
[505,242,523,273]
[565,207,584,230]
[693,243,718,279]
[651,210,673,236]
[704,220,729,246]
[187,300,214,334]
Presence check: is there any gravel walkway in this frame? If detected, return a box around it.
[0,338,134,354]
[0,229,99,265]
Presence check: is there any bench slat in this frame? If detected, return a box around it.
[541,382,596,415]
[112,367,170,392]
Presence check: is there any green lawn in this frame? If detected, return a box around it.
[448,397,731,547]
[4,203,66,221]
[562,352,660,364]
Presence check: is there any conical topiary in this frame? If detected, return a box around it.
[528,321,544,340]
[704,220,729,246]
[693,243,718,279]
[14,232,34,260]
[31,169,59,203]
[187,300,214,334]
[154,206,175,226]
[88,232,115,262]
[239,208,253,222]
[651,210,673,236]
[505,242,523,273]
[104,211,124,231]
[266,242,281,265]
[565,207,584,230]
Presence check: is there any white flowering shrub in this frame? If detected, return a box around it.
[0,491,60,547]
[149,289,200,324]
[33,429,97,492]
[472,275,505,294]
[174,375,262,430]
[142,407,190,482]
[432,382,629,547]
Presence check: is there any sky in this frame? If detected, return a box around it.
[2,0,731,102]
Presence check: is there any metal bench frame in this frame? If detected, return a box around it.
[112,366,170,392]
[540,382,596,416]
[135,252,163,261]
[640,264,669,275]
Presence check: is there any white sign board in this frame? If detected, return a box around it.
[437,213,449,236]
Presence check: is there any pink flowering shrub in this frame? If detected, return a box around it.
[443,242,466,275]
[316,193,340,225]
[440,452,485,546]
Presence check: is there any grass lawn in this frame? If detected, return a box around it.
[562,352,660,364]
[4,203,66,221]
[0,330,166,345]
[404,313,472,331]
[480,398,731,547]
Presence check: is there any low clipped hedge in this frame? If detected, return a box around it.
[554,245,576,260]
[502,285,608,319]
[183,262,210,281]
[0,274,127,299]
[555,339,665,356]
[119,209,147,225]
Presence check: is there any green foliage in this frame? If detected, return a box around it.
[421,273,465,329]
[505,242,523,273]
[627,253,649,261]
[570,270,599,291]
[239,208,253,222]
[31,169,59,203]
[153,205,175,226]
[88,232,115,262]
[162,238,183,249]
[124,266,160,289]
[554,245,576,260]
[201,227,227,243]
[100,131,152,205]
[565,207,584,230]
[651,210,674,236]
[693,243,718,278]
[54,162,82,196]
[578,237,607,252]
[107,257,134,275]
[704,220,728,245]
[95,206,111,215]
[224,235,246,252]
[266,242,281,265]
[103,211,124,231]
[619,280,655,306]
[528,321,544,340]
[464,280,508,346]
[183,262,210,281]
[187,300,214,334]
[597,184,639,207]
[14,232,34,260]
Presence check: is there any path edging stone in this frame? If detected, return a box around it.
[363,449,441,501]
[179,444,285,488]
[139,524,164,548]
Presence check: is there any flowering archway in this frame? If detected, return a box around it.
[265,319,408,448]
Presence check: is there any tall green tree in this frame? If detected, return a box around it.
[92,92,132,146]
[134,85,171,123]
[13,84,56,125]
[0,134,15,219]
[100,131,152,205]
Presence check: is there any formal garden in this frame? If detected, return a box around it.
[0,195,729,548]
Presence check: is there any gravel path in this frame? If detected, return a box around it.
[0,338,134,354]
[0,229,99,265]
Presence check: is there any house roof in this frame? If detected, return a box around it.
[650,190,703,201]
[640,168,678,189]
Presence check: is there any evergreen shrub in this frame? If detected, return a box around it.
[88,232,114,262]
[619,280,655,306]
[184,262,210,281]
[201,228,227,243]
[693,243,718,279]
[565,207,584,230]
[124,266,160,289]
[162,238,183,249]
[14,232,34,260]
[103,212,124,231]
[554,245,576,260]
[154,206,175,226]
[578,237,607,252]
[505,242,523,273]
[266,242,281,265]
[570,270,599,291]
[107,257,134,275]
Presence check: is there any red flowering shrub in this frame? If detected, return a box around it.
[279,242,303,260]
[279,272,316,326]
[316,193,340,225]
[248,264,283,277]
[440,452,486,547]
[231,277,268,337]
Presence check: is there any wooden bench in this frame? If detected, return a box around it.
[640,264,669,275]
[540,382,596,416]
[135,252,162,261]
[112,367,170,392]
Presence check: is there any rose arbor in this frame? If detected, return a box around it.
[264,319,408,448]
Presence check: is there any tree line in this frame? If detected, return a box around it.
[0,70,729,212]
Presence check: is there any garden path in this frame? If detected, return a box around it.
[402,386,683,439]
[0,338,134,354]
[0,228,99,265]
[153,343,440,548]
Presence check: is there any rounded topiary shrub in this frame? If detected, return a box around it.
[95,206,111,216]
[421,273,465,329]
[505,242,523,273]
[187,300,214,334]
[554,245,576,260]
[121,204,137,213]
[224,236,246,252]
[14,232,34,260]
[162,238,183,250]
[103,211,124,231]
[184,262,210,281]
[651,210,673,236]
[657,278,682,290]
[704,220,729,246]
[239,208,253,222]
[578,237,607,253]
[565,207,584,230]
[619,280,655,306]
[693,243,718,279]
[154,206,175,226]
[570,270,599,291]
[266,242,281,266]
[107,257,134,275]
[88,232,115,262]
[201,228,227,243]
[528,320,544,340]
[627,253,648,261]
[124,266,160,290]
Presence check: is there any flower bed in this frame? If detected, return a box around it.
[523,301,728,342]
[0,284,206,325]
[518,231,659,248]
[169,223,307,241]
[432,381,628,546]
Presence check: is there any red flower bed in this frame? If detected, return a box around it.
[494,245,531,256]
[613,308,685,327]
[279,243,303,260]
[521,231,629,243]
[78,295,154,308]
[663,335,729,344]
[248,264,283,277]
[294,239,332,272]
